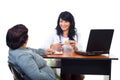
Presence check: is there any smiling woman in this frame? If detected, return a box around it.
[43,11,84,80]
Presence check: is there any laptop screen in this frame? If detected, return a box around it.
[86,29,114,53]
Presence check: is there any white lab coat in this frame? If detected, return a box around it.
[43,29,82,51]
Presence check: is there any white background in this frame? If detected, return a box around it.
[0,0,119,80]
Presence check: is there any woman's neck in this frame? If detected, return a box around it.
[62,30,68,38]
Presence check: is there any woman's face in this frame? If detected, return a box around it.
[59,18,70,31]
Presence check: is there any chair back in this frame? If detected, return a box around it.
[8,62,24,80]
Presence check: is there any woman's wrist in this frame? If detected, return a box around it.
[74,46,78,51]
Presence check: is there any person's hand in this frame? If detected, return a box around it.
[45,49,54,55]
[50,43,63,51]
[69,40,78,51]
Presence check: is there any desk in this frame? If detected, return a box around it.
[44,53,118,80]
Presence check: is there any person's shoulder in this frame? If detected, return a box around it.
[49,29,57,36]
[75,31,81,37]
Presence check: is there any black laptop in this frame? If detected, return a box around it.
[75,29,114,56]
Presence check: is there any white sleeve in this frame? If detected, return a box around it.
[75,32,83,51]
[42,31,54,49]
[41,29,59,49]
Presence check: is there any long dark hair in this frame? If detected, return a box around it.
[56,11,76,40]
[6,24,28,50]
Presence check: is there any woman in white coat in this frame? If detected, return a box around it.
[44,11,84,80]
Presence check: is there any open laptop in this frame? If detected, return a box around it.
[75,29,114,56]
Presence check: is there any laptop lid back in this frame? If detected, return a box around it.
[86,29,114,54]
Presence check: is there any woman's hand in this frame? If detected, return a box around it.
[50,43,63,51]
[45,49,54,55]
[69,40,78,51]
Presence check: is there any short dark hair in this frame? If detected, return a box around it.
[56,11,76,40]
[6,24,28,50]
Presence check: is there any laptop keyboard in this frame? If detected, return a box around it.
[75,51,103,56]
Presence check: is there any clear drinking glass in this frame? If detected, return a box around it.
[54,47,63,54]
[62,43,74,54]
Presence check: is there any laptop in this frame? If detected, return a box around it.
[75,29,114,56]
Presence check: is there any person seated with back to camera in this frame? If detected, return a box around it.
[6,24,56,80]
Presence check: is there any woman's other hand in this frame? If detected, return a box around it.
[69,40,78,51]
[50,43,63,51]
[45,49,54,55]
